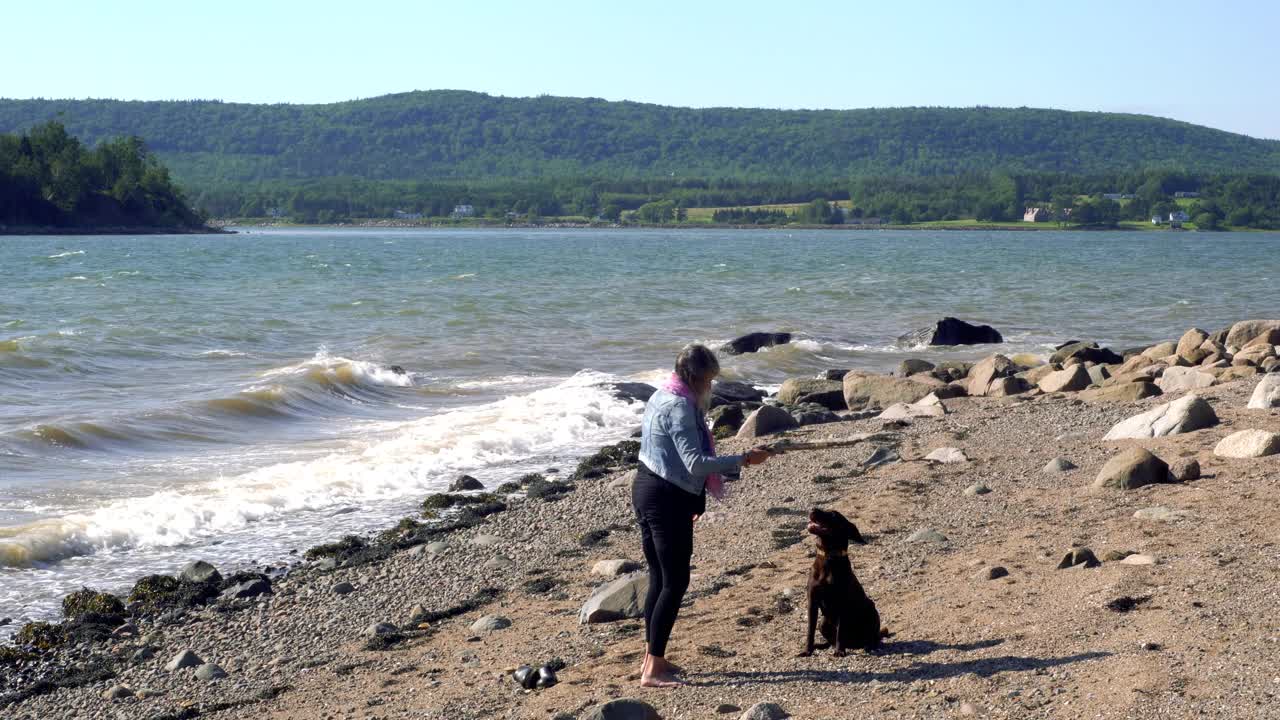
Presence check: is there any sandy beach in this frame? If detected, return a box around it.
[4,326,1280,720]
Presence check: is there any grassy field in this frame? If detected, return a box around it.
[683,200,853,223]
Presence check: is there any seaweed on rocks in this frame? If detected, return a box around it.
[0,646,36,667]
[578,529,610,547]
[416,587,503,625]
[128,574,180,611]
[422,492,501,512]
[0,658,115,709]
[518,473,545,485]
[571,440,640,481]
[496,481,522,494]
[61,588,125,620]
[305,535,369,562]
[526,478,574,502]
[14,621,64,651]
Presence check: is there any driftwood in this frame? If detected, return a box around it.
[761,432,902,453]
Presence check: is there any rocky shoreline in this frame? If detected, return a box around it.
[2,319,1279,720]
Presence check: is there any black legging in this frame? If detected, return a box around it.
[632,463,704,658]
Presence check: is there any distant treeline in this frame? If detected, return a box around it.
[3,92,1279,184]
[0,122,204,228]
[193,170,1280,230]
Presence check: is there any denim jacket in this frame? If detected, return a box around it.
[638,389,745,497]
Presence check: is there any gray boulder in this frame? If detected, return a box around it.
[736,405,799,439]
[966,354,1018,396]
[1225,319,1280,349]
[777,378,845,409]
[1043,457,1078,473]
[1103,394,1218,440]
[843,373,935,410]
[707,404,746,435]
[1156,366,1217,393]
[897,317,1003,346]
[1093,447,1170,491]
[1167,458,1201,482]
[1176,328,1210,358]
[365,622,399,637]
[1247,373,1280,409]
[1214,430,1280,459]
[788,403,842,426]
[1037,365,1092,393]
[1079,382,1162,403]
[898,358,936,376]
[711,380,764,404]
[1051,342,1123,366]
[580,572,648,623]
[179,560,221,585]
[582,699,661,720]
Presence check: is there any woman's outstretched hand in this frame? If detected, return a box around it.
[744,447,775,466]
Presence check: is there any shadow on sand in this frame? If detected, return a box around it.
[687,637,1111,687]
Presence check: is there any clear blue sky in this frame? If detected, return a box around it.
[4,0,1278,139]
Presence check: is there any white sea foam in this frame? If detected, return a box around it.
[259,350,414,388]
[0,371,642,567]
[48,250,85,258]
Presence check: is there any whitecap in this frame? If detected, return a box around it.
[48,250,85,259]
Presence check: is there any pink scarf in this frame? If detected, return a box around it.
[659,373,725,501]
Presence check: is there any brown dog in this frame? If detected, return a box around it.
[798,508,884,656]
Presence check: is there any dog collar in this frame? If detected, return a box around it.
[817,548,848,558]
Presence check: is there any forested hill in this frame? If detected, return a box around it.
[2,91,1278,185]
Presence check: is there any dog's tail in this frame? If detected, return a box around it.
[880,627,893,639]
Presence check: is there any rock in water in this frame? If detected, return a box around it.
[1093,448,1170,491]
[1214,430,1280,458]
[608,382,657,404]
[583,699,662,720]
[449,475,484,491]
[722,332,792,355]
[711,380,764,403]
[735,405,799,439]
[1103,394,1218,440]
[739,703,790,720]
[179,560,221,585]
[898,358,936,376]
[165,649,203,671]
[580,572,648,623]
[898,317,1003,347]
[1247,374,1280,410]
[777,378,846,410]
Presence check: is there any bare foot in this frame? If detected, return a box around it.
[639,656,684,688]
[644,653,684,675]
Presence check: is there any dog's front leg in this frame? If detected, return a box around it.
[797,594,818,657]
[832,617,848,657]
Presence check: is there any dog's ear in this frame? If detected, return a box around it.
[843,516,867,545]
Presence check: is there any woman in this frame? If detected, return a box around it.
[633,343,772,688]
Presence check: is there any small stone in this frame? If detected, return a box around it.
[482,555,515,571]
[740,702,789,720]
[907,528,948,543]
[1142,641,1163,651]
[582,698,661,720]
[194,663,227,681]
[976,566,1009,580]
[131,646,155,663]
[1102,550,1135,562]
[469,615,512,633]
[960,702,978,715]
[221,577,271,600]
[717,704,742,714]
[365,622,399,637]
[1120,554,1157,566]
[406,604,430,626]
[331,582,355,595]
[591,559,642,577]
[924,447,969,464]
[112,623,139,638]
[1057,548,1100,569]
[963,483,991,496]
[103,684,134,700]
[1043,457,1077,473]
[425,541,448,556]
[1167,458,1201,483]
[165,649,203,671]
[471,534,503,548]
[1133,507,1190,522]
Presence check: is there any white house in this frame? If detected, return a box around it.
[1170,211,1190,223]
[451,204,476,218]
